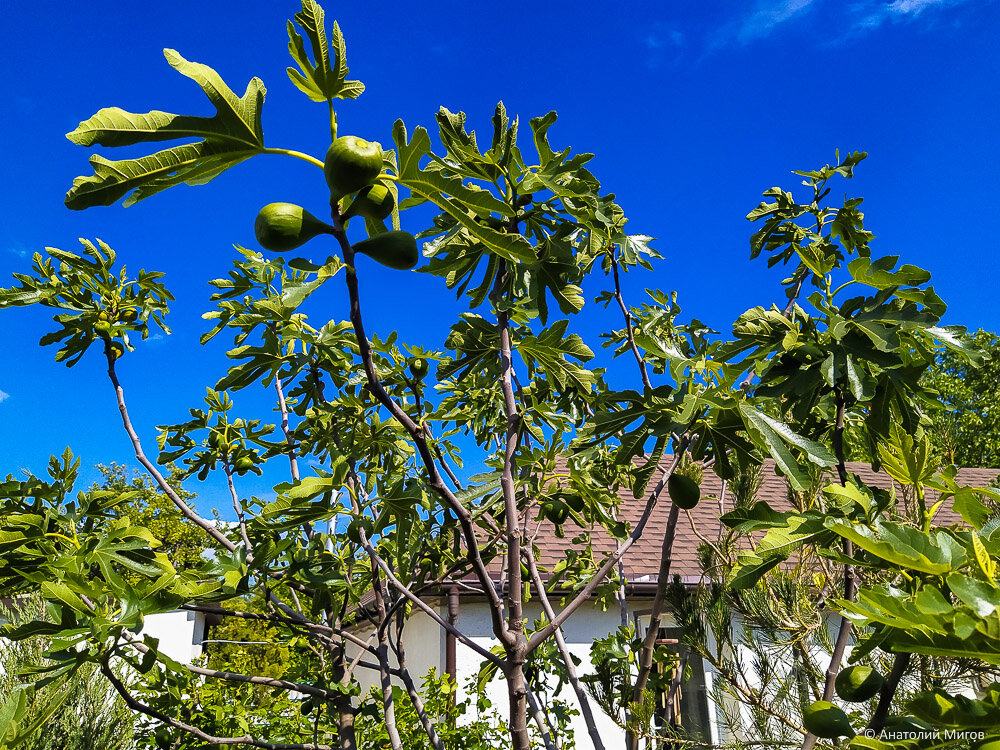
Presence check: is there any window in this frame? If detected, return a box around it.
[637,619,711,744]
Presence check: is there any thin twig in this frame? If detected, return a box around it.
[610,250,652,391]
[524,545,607,750]
[104,344,234,552]
[224,463,253,557]
[527,440,688,652]
[331,218,511,646]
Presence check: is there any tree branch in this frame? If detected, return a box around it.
[494,261,524,644]
[527,442,687,652]
[104,343,235,552]
[330,219,510,645]
[803,388,856,750]
[224,462,253,557]
[524,545,606,750]
[610,250,652,391]
[391,611,446,750]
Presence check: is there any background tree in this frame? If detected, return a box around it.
[922,329,1000,468]
[0,595,138,750]
[89,464,209,573]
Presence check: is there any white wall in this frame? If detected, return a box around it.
[140,610,205,664]
[453,600,631,743]
[352,598,721,748]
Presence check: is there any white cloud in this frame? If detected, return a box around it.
[737,0,817,43]
[852,0,973,30]
[888,0,948,14]
[643,23,686,68]
[0,390,9,404]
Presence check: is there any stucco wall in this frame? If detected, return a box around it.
[354,598,723,746]
[141,609,205,664]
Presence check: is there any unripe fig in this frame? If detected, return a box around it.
[324,136,383,201]
[234,457,255,475]
[803,701,854,739]
[541,500,569,525]
[835,665,883,703]
[352,230,419,270]
[667,473,700,510]
[344,181,395,221]
[409,357,429,379]
[255,203,333,253]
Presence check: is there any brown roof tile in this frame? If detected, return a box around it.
[524,461,1000,584]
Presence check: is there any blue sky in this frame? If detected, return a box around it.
[1,0,998,515]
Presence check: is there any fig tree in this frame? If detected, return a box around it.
[352,230,419,270]
[255,203,333,252]
[325,136,383,202]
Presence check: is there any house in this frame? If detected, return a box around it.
[350,461,998,745]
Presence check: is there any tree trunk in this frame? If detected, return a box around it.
[505,658,532,750]
[334,697,356,750]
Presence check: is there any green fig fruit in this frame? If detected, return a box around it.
[234,456,255,475]
[836,666,883,703]
[667,473,701,510]
[325,136,383,201]
[409,357,429,379]
[344,181,395,221]
[541,500,569,526]
[803,701,854,739]
[120,309,139,323]
[255,203,333,252]
[352,230,419,270]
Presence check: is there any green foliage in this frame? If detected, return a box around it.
[65,51,267,209]
[89,464,208,574]
[0,596,137,750]
[356,671,507,749]
[286,0,365,104]
[0,239,171,366]
[923,329,1000,468]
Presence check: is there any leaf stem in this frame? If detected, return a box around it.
[44,532,80,549]
[262,147,325,170]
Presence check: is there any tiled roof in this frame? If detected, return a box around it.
[524,461,999,584]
